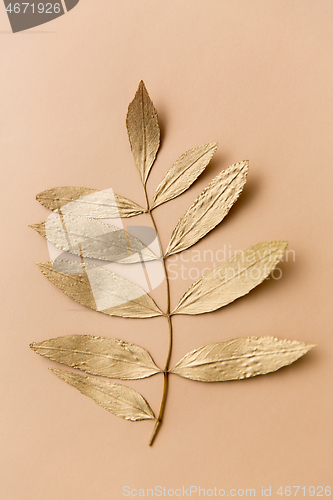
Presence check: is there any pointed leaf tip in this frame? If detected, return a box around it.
[29,221,46,238]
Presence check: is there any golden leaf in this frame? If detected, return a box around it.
[36,260,163,318]
[171,337,315,382]
[165,161,249,256]
[51,369,155,420]
[173,241,287,315]
[36,187,145,218]
[151,143,218,209]
[126,81,160,185]
[30,83,316,446]
[30,215,158,264]
[30,335,161,379]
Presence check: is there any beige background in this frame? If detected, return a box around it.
[0,1,332,499]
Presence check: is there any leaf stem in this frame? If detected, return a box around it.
[143,185,173,446]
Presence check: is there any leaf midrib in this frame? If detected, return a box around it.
[176,346,307,369]
[37,345,159,372]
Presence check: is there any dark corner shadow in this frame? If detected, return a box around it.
[0,30,55,34]
[19,31,55,34]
